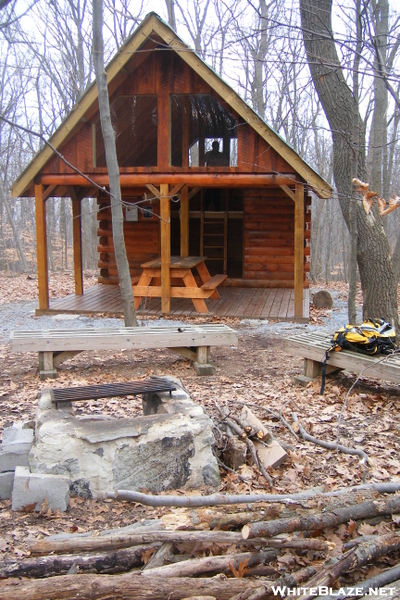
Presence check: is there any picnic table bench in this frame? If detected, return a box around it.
[9,324,238,379]
[283,331,400,385]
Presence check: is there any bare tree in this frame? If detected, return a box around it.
[92,0,137,326]
[300,0,399,329]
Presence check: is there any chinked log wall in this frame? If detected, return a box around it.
[243,188,311,288]
[97,188,310,287]
[97,197,160,283]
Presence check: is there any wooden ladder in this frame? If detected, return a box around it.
[200,190,228,273]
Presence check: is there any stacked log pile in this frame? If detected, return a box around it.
[1,486,400,599]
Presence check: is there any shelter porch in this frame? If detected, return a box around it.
[35,284,309,322]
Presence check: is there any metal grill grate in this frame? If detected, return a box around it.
[47,377,177,404]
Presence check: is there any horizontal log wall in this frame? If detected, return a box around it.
[243,188,310,287]
[97,197,160,283]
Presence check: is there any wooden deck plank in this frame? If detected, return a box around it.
[40,284,307,321]
[278,289,292,319]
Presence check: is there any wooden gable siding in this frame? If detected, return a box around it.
[42,49,295,176]
[97,194,160,282]
[243,188,310,287]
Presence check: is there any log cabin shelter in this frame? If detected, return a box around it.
[12,12,332,321]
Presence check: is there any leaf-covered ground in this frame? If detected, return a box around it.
[0,271,400,585]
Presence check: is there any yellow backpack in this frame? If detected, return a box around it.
[320,318,397,393]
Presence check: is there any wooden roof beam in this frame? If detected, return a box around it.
[40,173,300,188]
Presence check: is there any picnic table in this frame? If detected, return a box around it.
[132,256,227,313]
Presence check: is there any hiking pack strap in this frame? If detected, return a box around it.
[320,349,331,395]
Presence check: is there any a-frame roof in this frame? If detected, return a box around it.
[12,12,332,199]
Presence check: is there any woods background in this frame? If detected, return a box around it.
[1,0,400,285]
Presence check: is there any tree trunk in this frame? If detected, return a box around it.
[300,0,399,329]
[92,0,137,326]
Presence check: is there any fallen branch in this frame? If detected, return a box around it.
[0,544,156,578]
[0,574,273,600]
[297,532,400,600]
[242,496,400,539]
[107,481,400,507]
[141,550,276,578]
[292,412,369,463]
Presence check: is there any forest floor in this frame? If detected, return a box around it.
[0,271,400,591]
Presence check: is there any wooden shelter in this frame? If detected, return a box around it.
[12,12,332,320]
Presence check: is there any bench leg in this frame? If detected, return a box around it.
[304,358,321,378]
[193,346,214,376]
[302,358,342,381]
[38,352,58,380]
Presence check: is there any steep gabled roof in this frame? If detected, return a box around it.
[12,12,332,199]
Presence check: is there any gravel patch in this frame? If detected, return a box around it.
[0,288,360,344]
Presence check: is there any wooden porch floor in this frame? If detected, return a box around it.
[37,285,309,321]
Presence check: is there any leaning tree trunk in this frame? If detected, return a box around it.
[92,0,137,326]
[300,0,399,329]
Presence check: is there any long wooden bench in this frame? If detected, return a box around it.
[283,331,400,385]
[9,324,238,379]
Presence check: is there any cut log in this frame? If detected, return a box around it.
[141,550,277,578]
[0,544,156,578]
[222,437,247,470]
[242,496,400,539]
[0,574,273,600]
[312,290,333,309]
[240,406,272,442]
[254,439,288,469]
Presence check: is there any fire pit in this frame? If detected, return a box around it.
[30,377,220,499]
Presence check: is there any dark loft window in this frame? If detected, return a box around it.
[94,95,157,167]
[170,94,237,167]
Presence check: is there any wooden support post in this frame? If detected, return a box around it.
[72,196,83,296]
[38,351,57,379]
[35,184,49,310]
[294,183,305,319]
[180,185,189,258]
[182,97,190,168]
[194,346,213,376]
[160,184,171,314]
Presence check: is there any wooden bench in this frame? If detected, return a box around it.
[283,331,400,385]
[201,274,227,291]
[9,324,238,379]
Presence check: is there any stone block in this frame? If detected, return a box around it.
[2,425,34,446]
[193,362,214,376]
[0,472,14,500]
[0,444,31,472]
[11,466,70,512]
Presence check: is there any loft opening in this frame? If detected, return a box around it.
[170,94,238,167]
[94,95,158,167]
